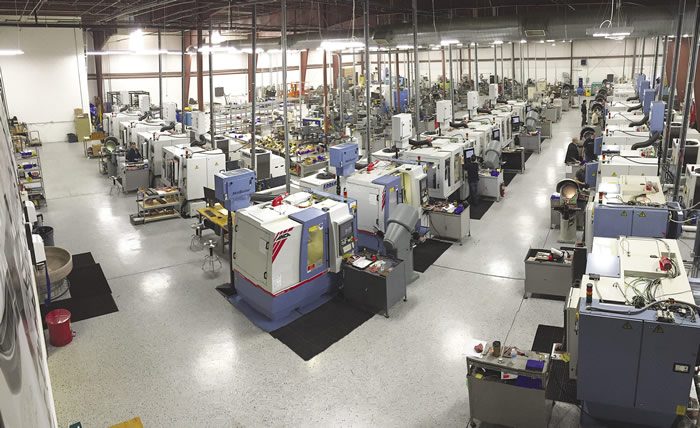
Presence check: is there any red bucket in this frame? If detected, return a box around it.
[45,309,73,347]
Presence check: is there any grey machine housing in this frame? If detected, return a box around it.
[383,203,420,284]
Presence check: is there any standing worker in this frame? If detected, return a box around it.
[580,100,587,127]
[463,155,480,206]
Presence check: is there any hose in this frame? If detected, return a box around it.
[628,114,649,127]
[160,123,176,132]
[627,95,640,101]
[630,131,661,150]
[477,108,491,114]
[627,104,643,112]
[119,105,129,112]
[138,112,149,121]
[450,121,468,128]
[251,193,277,203]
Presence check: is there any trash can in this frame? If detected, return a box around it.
[36,226,54,246]
[45,309,73,347]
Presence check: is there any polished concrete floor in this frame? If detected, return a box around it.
[39,111,591,427]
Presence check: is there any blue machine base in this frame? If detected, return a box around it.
[580,400,678,428]
[358,231,386,254]
[230,271,340,331]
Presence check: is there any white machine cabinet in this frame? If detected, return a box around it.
[392,113,413,149]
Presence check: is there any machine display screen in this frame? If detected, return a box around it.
[526,105,531,113]
[339,219,353,239]
[464,149,475,159]
[512,116,520,124]
[493,129,501,140]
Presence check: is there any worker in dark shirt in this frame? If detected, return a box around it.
[581,100,587,126]
[125,143,142,162]
[565,138,582,164]
[463,154,480,206]
[582,136,596,162]
[574,163,588,187]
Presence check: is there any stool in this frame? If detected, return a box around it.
[202,239,221,273]
[190,222,205,250]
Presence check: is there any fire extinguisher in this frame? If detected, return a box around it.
[500,183,505,197]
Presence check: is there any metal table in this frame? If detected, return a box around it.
[502,148,525,173]
[467,349,552,428]
[343,257,406,318]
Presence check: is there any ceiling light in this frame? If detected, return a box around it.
[520,39,527,44]
[240,47,265,54]
[587,26,633,37]
[0,49,24,56]
[493,40,504,45]
[440,39,459,46]
[546,39,554,43]
[396,44,413,50]
[552,43,556,46]
[539,40,545,44]
[132,49,168,55]
[211,30,224,44]
[128,29,144,52]
[683,34,690,38]
[320,39,364,50]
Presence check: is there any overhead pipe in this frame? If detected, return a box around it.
[364,0,371,162]
[672,0,700,201]
[251,4,257,172]
[413,0,420,136]
[660,0,687,184]
[209,21,215,147]
[657,36,669,101]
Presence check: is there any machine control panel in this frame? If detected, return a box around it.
[338,219,355,256]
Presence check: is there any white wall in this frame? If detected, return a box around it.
[88,33,665,112]
[0,27,89,142]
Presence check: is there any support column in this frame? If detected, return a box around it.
[449,43,454,119]
[661,0,687,183]
[520,42,525,99]
[652,36,660,84]
[657,36,668,100]
[181,30,187,134]
[441,47,446,90]
[197,26,204,111]
[300,49,309,92]
[251,4,257,171]
[209,22,215,142]
[672,2,700,200]
[640,37,646,76]
[158,30,163,117]
[323,50,328,134]
[631,38,638,78]
[281,0,290,193]
[395,51,400,113]
[364,0,371,161]
[474,43,479,92]
[493,44,498,84]
[413,0,420,134]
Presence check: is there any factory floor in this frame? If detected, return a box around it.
[38,109,631,427]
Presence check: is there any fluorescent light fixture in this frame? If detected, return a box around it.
[320,39,364,50]
[240,47,265,54]
[0,49,24,55]
[683,34,690,38]
[211,30,224,44]
[520,39,527,44]
[493,40,504,45]
[545,39,554,42]
[396,44,413,50]
[440,39,459,46]
[539,40,545,44]
[552,43,556,46]
[132,49,168,55]
[587,26,633,37]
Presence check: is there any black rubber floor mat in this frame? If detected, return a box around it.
[40,260,118,328]
[469,200,494,220]
[546,359,579,404]
[66,264,112,299]
[525,151,534,162]
[215,283,236,298]
[270,296,374,361]
[71,252,95,269]
[504,171,517,186]
[413,239,452,272]
[531,324,564,353]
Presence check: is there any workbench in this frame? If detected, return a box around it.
[519,133,542,153]
[523,248,574,298]
[196,203,232,253]
[539,121,552,139]
[478,172,503,202]
[427,207,470,244]
[467,348,552,428]
[501,147,525,172]
[343,256,406,317]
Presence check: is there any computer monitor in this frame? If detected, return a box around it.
[512,116,520,124]
[526,105,531,113]
[493,129,501,140]
[464,148,475,159]
[203,187,218,207]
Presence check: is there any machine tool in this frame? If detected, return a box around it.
[585,175,683,245]
[213,168,255,211]
[684,164,700,209]
[402,142,464,200]
[161,144,226,216]
[383,203,419,284]
[138,131,190,178]
[566,237,700,427]
[553,179,582,243]
[240,147,286,189]
[392,113,413,150]
[232,191,357,322]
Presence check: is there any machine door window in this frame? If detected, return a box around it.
[445,159,451,187]
[427,163,437,190]
[307,224,324,272]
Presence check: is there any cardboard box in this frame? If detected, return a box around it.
[91,143,103,155]
[74,108,84,116]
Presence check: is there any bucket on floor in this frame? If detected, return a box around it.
[36,226,54,246]
[45,309,73,347]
